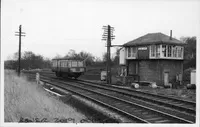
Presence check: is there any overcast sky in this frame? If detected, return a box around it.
[2,0,200,60]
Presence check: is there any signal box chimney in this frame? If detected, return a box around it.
[170,30,172,40]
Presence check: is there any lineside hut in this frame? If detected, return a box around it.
[119,31,185,87]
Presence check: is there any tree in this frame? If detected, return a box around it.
[64,49,77,59]
[184,37,196,60]
[94,57,102,62]
[13,52,19,60]
[21,51,37,69]
[112,48,120,65]
[43,58,52,68]
[4,51,53,70]
[64,50,95,66]
[181,37,196,69]
[53,54,62,59]
[102,48,120,66]
[4,60,17,69]
[102,52,107,62]
[79,51,95,66]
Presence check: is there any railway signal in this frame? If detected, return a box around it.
[15,25,26,76]
[102,25,115,84]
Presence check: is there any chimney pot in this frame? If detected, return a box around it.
[170,30,172,40]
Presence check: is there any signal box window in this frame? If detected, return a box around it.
[128,47,131,57]
[167,45,172,57]
[150,45,160,58]
[162,45,167,57]
[156,45,160,57]
[150,44,183,59]
[173,46,177,58]
[127,47,137,58]
[150,45,156,57]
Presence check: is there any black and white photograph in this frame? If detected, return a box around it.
[1,0,199,126]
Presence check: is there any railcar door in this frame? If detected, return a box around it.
[56,60,59,71]
[58,60,61,73]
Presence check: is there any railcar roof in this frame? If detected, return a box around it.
[123,32,186,47]
[52,58,83,61]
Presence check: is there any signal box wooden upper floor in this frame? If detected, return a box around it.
[120,32,185,64]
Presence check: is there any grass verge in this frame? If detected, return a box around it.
[4,70,86,122]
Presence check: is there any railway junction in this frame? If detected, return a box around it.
[23,70,196,123]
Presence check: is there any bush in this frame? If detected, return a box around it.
[186,84,196,89]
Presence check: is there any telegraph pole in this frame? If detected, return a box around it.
[15,25,26,76]
[102,25,115,84]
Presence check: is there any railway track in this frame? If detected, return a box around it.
[25,73,195,123]
[35,73,196,115]
[75,79,196,115]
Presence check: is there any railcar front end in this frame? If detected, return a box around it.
[51,58,85,79]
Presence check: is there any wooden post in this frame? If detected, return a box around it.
[107,25,111,84]
[18,25,21,76]
[15,25,26,76]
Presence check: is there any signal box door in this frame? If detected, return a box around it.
[164,72,169,86]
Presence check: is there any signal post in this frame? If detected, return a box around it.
[102,25,115,84]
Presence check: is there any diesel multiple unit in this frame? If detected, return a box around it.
[52,58,86,79]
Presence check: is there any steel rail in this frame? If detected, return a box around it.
[78,79,196,105]
[25,73,196,115]
[25,73,196,122]
[23,73,195,121]
[40,79,149,123]
[40,78,193,123]
[26,71,196,105]
[73,80,196,115]
[66,80,195,122]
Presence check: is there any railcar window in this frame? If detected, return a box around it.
[52,61,56,67]
[78,61,83,67]
[68,61,72,67]
[58,61,60,67]
[64,60,67,67]
[54,61,57,67]
[72,61,78,67]
[61,61,64,67]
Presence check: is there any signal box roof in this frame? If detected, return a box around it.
[123,32,185,47]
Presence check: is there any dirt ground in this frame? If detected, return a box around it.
[132,86,196,102]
